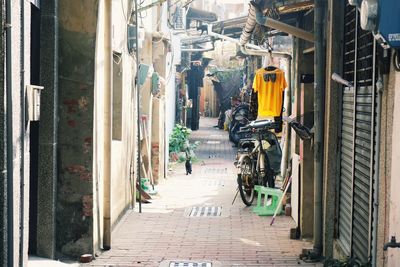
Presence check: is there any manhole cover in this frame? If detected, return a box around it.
[189,206,222,217]
[169,262,212,267]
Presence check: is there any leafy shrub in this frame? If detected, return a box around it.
[169,124,201,162]
[169,124,192,153]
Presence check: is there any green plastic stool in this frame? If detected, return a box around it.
[252,185,284,216]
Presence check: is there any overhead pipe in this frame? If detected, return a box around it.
[239,3,257,45]
[208,25,275,52]
[181,47,214,52]
[5,0,14,264]
[211,16,247,33]
[181,35,214,46]
[239,46,291,58]
[313,0,326,256]
[251,2,314,43]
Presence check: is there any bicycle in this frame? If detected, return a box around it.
[234,120,282,206]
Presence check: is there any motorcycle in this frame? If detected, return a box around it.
[229,103,251,145]
[234,120,282,206]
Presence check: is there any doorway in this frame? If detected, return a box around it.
[28,3,41,255]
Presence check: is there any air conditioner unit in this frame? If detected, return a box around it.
[359,0,400,49]
[127,25,145,53]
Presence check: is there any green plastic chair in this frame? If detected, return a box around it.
[252,185,284,216]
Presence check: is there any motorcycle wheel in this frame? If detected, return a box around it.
[237,157,255,206]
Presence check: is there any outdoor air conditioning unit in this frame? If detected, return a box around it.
[358,0,400,49]
[127,25,145,53]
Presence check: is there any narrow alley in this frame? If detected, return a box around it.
[88,118,318,267]
[4,1,400,266]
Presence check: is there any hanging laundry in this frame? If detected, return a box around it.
[252,67,287,117]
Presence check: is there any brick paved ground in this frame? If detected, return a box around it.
[86,118,321,267]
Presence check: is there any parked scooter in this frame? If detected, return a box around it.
[229,103,251,145]
[234,120,282,206]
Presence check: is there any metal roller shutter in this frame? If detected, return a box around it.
[338,3,377,264]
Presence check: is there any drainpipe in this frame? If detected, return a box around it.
[134,0,142,213]
[19,0,26,264]
[371,75,383,267]
[5,0,14,264]
[103,0,112,250]
[313,0,326,256]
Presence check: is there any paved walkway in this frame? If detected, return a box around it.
[87,118,320,267]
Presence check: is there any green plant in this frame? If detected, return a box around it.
[169,124,192,153]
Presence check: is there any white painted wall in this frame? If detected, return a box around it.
[388,70,400,266]
[8,0,32,265]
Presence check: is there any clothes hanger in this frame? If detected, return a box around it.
[264,65,277,71]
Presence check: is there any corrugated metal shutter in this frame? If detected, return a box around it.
[338,3,357,256]
[338,3,377,264]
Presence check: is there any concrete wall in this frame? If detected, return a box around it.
[323,0,344,258]
[109,0,136,230]
[376,68,394,267]
[0,1,32,266]
[56,0,98,257]
[110,54,136,228]
[387,68,400,266]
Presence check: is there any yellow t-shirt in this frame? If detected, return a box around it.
[252,68,287,117]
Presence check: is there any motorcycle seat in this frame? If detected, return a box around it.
[249,119,279,130]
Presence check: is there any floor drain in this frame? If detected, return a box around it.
[169,262,212,267]
[202,179,224,186]
[203,168,227,174]
[189,206,222,217]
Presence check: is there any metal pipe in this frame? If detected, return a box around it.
[208,25,282,54]
[103,0,112,250]
[181,47,214,52]
[181,36,213,45]
[135,0,142,213]
[5,0,14,264]
[369,39,377,262]
[19,0,25,264]
[371,74,383,267]
[313,0,326,255]
[240,46,292,59]
[332,72,353,88]
[253,3,314,43]
[239,3,257,45]
[282,58,292,178]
